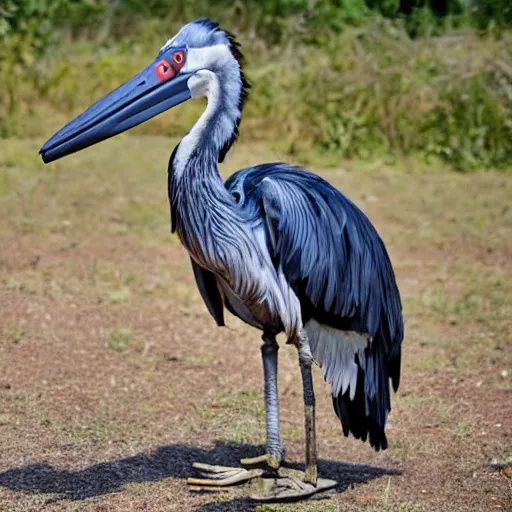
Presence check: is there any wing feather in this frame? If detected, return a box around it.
[226,163,403,450]
[190,258,225,327]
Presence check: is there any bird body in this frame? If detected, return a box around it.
[172,158,403,449]
[170,160,302,338]
[40,18,404,497]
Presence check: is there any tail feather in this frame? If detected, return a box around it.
[332,358,388,451]
[307,319,399,452]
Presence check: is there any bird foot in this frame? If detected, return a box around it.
[250,472,337,502]
[187,463,336,502]
[187,462,264,488]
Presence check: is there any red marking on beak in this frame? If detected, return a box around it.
[156,59,176,81]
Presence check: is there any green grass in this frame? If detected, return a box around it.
[403,262,511,373]
[257,502,338,512]
[108,328,133,352]
[183,353,216,368]
[10,325,24,345]
[106,287,131,304]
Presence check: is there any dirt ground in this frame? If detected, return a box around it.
[0,137,511,511]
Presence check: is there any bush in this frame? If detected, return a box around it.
[248,23,512,169]
[1,3,511,170]
[471,0,512,31]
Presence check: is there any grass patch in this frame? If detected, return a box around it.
[257,500,434,512]
[404,258,512,373]
[108,328,132,352]
[217,390,264,415]
[106,287,131,304]
[257,502,338,512]
[420,269,511,329]
[183,353,216,368]
[198,389,266,444]
[10,325,25,345]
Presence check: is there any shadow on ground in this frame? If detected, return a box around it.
[0,441,401,509]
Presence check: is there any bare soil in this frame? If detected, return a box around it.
[0,137,511,511]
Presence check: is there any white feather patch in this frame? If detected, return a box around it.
[173,45,242,180]
[305,319,368,401]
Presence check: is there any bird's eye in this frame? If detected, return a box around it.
[173,51,184,65]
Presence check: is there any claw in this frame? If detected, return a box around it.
[250,475,336,502]
[240,453,281,470]
[187,463,264,487]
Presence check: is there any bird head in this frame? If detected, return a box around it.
[39,19,248,163]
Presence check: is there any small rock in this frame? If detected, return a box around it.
[500,369,508,378]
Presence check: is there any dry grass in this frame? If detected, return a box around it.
[0,137,511,511]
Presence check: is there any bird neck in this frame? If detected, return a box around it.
[168,70,244,239]
[172,70,242,183]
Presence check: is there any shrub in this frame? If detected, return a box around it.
[1,4,511,170]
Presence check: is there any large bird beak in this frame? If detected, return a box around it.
[39,53,192,163]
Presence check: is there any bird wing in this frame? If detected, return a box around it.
[226,163,403,450]
[190,258,225,327]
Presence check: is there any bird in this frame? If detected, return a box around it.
[39,18,404,501]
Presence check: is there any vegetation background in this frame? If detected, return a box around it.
[1,0,511,171]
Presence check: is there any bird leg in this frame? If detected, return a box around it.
[247,331,338,504]
[298,329,318,485]
[241,334,283,471]
[187,333,283,488]
[187,331,336,501]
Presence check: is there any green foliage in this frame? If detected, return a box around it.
[1,1,511,170]
[0,0,68,63]
[471,0,512,31]
[366,0,400,18]
[1,0,510,50]
[251,23,512,169]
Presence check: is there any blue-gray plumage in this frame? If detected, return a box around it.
[177,162,403,450]
[40,18,403,498]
